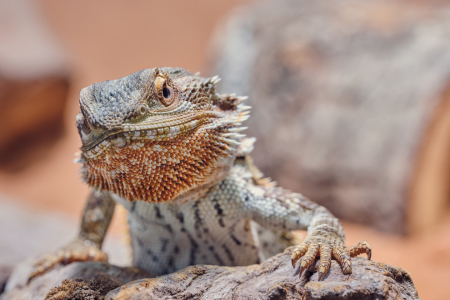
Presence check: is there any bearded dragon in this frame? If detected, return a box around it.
[7,68,371,290]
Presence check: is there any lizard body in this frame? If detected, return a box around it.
[7,68,371,289]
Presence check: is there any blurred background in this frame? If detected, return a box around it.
[0,0,449,299]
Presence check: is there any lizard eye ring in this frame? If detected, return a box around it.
[155,76,174,106]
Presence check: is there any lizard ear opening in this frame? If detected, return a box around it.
[155,76,174,106]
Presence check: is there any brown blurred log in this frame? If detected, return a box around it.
[211,0,450,234]
[0,0,70,171]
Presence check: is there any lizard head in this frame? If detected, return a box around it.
[76,68,249,203]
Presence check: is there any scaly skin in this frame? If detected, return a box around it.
[7,68,371,290]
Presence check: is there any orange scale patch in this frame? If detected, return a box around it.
[83,128,234,203]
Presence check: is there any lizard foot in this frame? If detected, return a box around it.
[29,239,108,280]
[291,237,371,281]
[6,239,108,291]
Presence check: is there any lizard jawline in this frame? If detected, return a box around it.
[81,113,219,153]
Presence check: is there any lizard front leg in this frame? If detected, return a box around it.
[237,174,371,280]
[6,190,114,290]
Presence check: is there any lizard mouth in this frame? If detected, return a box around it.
[79,111,222,153]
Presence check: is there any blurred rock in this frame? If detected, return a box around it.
[0,198,76,267]
[0,266,12,295]
[211,0,450,233]
[0,0,71,171]
[0,197,130,269]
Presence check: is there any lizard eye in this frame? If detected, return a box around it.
[163,86,171,99]
[155,76,174,106]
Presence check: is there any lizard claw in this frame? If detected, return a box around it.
[317,269,326,281]
[292,242,319,278]
[291,244,308,268]
[298,264,306,278]
[291,237,372,281]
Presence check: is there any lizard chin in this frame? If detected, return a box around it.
[79,122,242,203]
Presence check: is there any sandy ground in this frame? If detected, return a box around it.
[0,1,449,299]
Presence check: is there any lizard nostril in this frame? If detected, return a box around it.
[139,105,147,115]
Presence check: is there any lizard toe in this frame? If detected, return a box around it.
[298,243,319,277]
[317,244,332,280]
[332,247,352,274]
[291,243,308,268]
[348,240,372,260]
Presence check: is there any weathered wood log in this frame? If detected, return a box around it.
[106,250,419,299]
[0,247,419,300]
[0,262,152,300]
[0,0,70,170]
[210,0,450,233]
